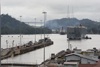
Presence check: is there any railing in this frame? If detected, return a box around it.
[1,61,37,66]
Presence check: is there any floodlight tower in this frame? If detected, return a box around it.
[20,16,22,46]
[42,11,47,66]
[40,20,42,39]
[34,18,36,42]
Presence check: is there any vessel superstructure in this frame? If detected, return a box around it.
[60,27,66,35]
[67,25,87,39]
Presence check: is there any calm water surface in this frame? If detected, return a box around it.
[1,34,100,64]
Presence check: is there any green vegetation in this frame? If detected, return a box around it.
[1,14,100,34]
[46,18,100,34]
[1,14,52,34]
[80,19,100,34]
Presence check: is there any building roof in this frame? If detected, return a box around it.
[65,53,99,62]
[94,60,100,67]
[46,64,58,67]
[46,64,63,67]
[79,64,97,67]
[79,60,100,67]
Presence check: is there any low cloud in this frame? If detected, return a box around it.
[1,0,100,22]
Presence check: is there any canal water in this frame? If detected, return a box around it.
[1,34,100,64]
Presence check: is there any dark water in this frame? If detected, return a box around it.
[1,34,100,64]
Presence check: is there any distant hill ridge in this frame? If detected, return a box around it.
[1,14,100,34]
[45,18,100,34]
[1,14,52,34]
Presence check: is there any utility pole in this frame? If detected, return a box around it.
[72,6,74,18]
[42,11,47,67]
[34,18,36,42]
[41,20,42,39]
[68,39,70,49]
[67,5,70,18]
[0,4,1,67]
[20,16,22,47]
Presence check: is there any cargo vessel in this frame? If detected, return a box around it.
[67,25,87,40]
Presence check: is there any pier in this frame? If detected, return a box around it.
[1,38,53,60]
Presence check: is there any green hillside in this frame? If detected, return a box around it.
[1,14,52,34]
[45,18,100,34]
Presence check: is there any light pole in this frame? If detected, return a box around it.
[40,20,42,39]
[6,40,8,50]
[42,11,47,66]
[34,18,36,42]
[0,6,1,67]
[20,16,22,47]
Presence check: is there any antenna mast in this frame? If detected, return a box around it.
[67,5,69,18]
[72,6,74,18]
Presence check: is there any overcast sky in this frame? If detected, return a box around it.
[1,0,100,22]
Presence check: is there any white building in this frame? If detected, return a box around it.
[65,53,99,64]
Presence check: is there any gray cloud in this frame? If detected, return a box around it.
[1,0,100,22]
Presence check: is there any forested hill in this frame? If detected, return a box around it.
[1,14,52,34]
[45,18,100,34]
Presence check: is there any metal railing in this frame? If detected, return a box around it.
[1,61,37,65]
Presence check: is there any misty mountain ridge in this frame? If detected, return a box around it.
[45,18,100,31]
[1,14,100,34]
